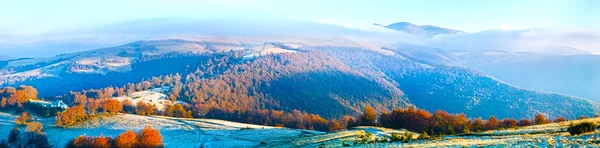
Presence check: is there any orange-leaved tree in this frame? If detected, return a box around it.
[138,125,163,148]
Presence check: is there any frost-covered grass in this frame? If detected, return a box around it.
[5,110,600,148]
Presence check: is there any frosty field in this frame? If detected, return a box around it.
[2,111,600,148]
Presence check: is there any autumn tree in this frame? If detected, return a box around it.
[138,125,163,148]
[102,99,123,114]
[87,99,100,115]
[554,116,567,123]
[56,105,87,126]
[484,116,499,130]
[517,118,532,126]
[74,93,87,105]
[534,113,551,125]
[360,105,376,126]
[93,135,111,148]
[136,102,158,116]
[115,130,138,148]
[25,122,50,148]
[164,104,191,118]
[15,112,33,125]
[499,118,518,129]
[0,97,6,108]
[328,120,343,132]
[17,86,38,102]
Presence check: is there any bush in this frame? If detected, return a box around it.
[66,125,164,148]
[8,127,19,143]
[115,130,138,148]
[390,132,402,142]
[418,132,430,139]
[0,139,7,148]
[389,132,413,143]
[0,139,8,148]
[15,112,33,125]
[568,122,597,135]
[138,125,164,148]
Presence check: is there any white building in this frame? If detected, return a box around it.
[29,100,69,109]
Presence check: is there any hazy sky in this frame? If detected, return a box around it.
[1,0,598,35]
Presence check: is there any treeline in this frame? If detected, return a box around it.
[66,126,164,148]
[201,108,354,132]
[364,106,573,135]
[55,96,351,132]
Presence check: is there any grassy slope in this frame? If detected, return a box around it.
[3,110,600,147]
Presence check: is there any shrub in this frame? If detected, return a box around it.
[67,125,164,148]
[568,122,597,135]
[115,130,138,148]
[0,139,7,148]
[418,132,430,139]
[25,122,50,148]
[15,112,33,125]
[402,132,414,143]
[66,135,112,148]
[390,132,402,142]
[8,127,19,143]
[554,116,568,123]
[356,132,374,144]
[138,125,163,147]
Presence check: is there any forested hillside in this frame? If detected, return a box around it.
[3,39,599,121]
[315,46,600,119]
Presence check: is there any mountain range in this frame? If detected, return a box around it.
[1,19,599,120]
[375,22,464,36]
[1,37,598,119]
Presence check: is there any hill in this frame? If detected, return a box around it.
[2,38,598,120]
[314,46,600,119]
[1,39,410,118]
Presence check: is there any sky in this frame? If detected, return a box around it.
[0,0,598,35]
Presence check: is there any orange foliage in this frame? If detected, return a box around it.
[93,135,112,148]
[15,111,33,125]
[138,125,163,148]
[56,105,87,126]
[102,99,123,113]
[115,130,138,148]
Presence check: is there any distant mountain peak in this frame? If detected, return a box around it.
[378,22,464,36]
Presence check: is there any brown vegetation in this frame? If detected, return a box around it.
[67,125,163,148]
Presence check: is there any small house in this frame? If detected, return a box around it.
[51,100,69,109]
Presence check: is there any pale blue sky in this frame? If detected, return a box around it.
[0,0,598,34]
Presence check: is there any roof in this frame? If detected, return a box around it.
[28,100,52,104]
